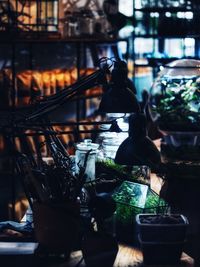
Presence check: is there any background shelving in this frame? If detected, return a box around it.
[132,0,200,100]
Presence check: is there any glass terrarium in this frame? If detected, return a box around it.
[112,181,168,244]
[150,59,200,133]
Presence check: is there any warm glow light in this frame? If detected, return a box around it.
[18,1,35,7]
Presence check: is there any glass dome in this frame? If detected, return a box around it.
[150,59,200,132]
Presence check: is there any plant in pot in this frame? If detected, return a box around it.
[16,136,91,258]
[136,213,189,265]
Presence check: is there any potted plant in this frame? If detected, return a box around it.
[17,139,90,256]
[82,230,118,267]
[81,190,119,267]
[136,213,189,265]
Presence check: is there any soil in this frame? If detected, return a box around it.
[140,214,184,224]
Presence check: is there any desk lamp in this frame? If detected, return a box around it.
[98,60,140,113]
[23,58,140,122]
[115,113,161,172]
[17,57,160,173]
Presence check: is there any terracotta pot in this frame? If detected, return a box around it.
[33,201,80,254]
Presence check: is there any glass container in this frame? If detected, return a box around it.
[150,59,200,133]
[63,16,79,37]
[75,139,99,182]
[96,116,129,160]
[112,181,168,243]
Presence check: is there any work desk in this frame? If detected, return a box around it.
[68,244,194,267]
[0,138,198,266]
[0,242,194,267]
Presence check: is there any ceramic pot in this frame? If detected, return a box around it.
[136,214,189,265]
[138,235,185,265]
[136,214,188,242]
[82,231,118,267]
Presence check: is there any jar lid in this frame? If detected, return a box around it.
[102,138,121,146]
[76,139,99,152]
[100,123,111,130]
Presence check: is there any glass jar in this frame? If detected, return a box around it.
[77,11,94,36]
[96,116,129,160]
[150,59,200,133]
[75,139,99,182]
[63,16,79,37]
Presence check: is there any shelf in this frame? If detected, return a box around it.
[0,33,128,45]
[134,56,200,68]
[134,61,176,68]
[132,2,200,76]
[133,34,200,39]
[145,57,185,66]
[134,7,196,13]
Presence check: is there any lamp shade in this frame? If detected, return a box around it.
[98,61,140,113]
[115,114,161,171]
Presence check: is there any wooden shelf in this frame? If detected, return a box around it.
[0,33,128,44]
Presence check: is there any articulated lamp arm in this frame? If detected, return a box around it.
[25,65,109,121]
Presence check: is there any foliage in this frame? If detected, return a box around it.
[152,78,200,130]
[17,136,90,205]
[113,184,168,225]
[96,159,150,187]
[112,181,148,208]
[144,190,168,214]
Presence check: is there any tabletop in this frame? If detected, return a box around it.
[64,244,194,267]
[0,242,195,267]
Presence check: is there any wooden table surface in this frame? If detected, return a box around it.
[59,244,194,267]
[0,242,194,267]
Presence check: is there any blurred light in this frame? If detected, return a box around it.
[185,38,195,46]
[177,12,184,18]
[185,12,193,20]
[119,0,133,16]
[150,12,159,18]
[117,41,127,55]
[119,25,134,38]
[165,12,171,17]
